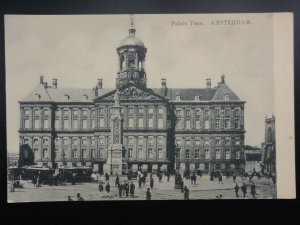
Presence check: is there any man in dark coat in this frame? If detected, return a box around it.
[234,183,239,197]
[105,182,111,198]
[118,182,123,198]
[250,184,256,199]
[146,188,151,200]
[98,182,104,198]
[115,175,119,186]
[159,173,163,183]
[122,181,126,197]
[130,181,135,198]
[105,173,109,181]
[218,174,223,184]
[233,173,237,183]
[241,183,247,198]
[150,177,154,190]
[125,181,129,197]
[138,177,142,188]
[76,193,84,201]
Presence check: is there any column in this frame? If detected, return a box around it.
[20,106,23,129]
[144,135,148,160]
[40,136,43,161]
[40,106,43,130]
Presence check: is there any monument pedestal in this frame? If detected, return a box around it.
[103,144,127,176]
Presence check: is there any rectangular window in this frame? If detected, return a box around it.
[24,119,30,129]
[236,150,240,159]
[72,138,78,145]
[138,148,143,158]
[92,110,96,116]
[186,120,191,129]
[82,138,87,145]
[73,119,78,129]
[176,109,181,116]
[215,119,220,129]
[147,148,153,158]
[225,150,230,159]
[185,149,190,159]
[158,118,163,128]
[129,108,134,114]
[82,149,87,158]
[63,119,69,129]
[24,138,29,144]
[148,108,154,114]
[63,109,69,117]
[72,149,78,158]
[63,139,68,145]
[55,119,59,129]
[99,138,104,145]
[195,120,200,129]
[128,118,134,128]
[204,120,210,129]
[158,148,163,158]
[158,137,163,145]
[148,118,153,128]
[33,138,39,145]
[43,119,48,129]
[82,119,88,129]
[91,149,95,159]
[195,149,200,159]
[99,118,105,128]
[99,148,104,158]
[225,138,230,145]
[34,118,40,129]
[138,108,143,114]
[99,108,104,114]
[205,149,209,159]
[205,163,209,170]
[62,149,67,159]
[34,109,39,115]
[195,109,200,115]
[137,138,143,145]
[216,149,221,159]
[33,148,38,157]
[195,140,200,145]
[44,109,49,116]
[186,140,190,146]
[128,148,133,158]
[225,109,230,116]
[225,119,231,129]
[109,108,113,114]
[176,139,181,146]
[54,148,59,159]
[82,109,88,116]
[235,139,240,145]
[158,108,164,114]
[91,119,96,129]
[148,137,154,145]
[235,119,240,129]
[234,109,240,116]
[215,109,220,115]
[204,139,209,145]
[73,110,78,116]
[186,110,190,116]
[138,118,143,128]
[42,138,48,145]
[215,139,220,145]
[128,137,134,145]
[91,138,95,146]
[42,148,48,158]
[204,109,209,116]
[24,109,30,115]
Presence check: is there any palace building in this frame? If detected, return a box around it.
[18,19,246,174]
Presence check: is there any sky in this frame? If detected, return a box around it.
[5,14,274,152]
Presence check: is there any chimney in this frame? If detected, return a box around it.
[161,78,167,97]
[52,79,58,89]
[43,82,48,88]
[40,75,44,84]
[221,74,225,84]
[206,78,211,89]
[97,79,103,89]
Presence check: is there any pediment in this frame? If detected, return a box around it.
[95,84,166,101]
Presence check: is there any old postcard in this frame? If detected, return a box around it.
[5,13,295,202]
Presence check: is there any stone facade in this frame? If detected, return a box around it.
[18,19,246,174]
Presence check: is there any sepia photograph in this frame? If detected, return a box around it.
[5,13,295,202]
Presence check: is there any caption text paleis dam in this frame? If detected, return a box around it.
[171,20,251,26]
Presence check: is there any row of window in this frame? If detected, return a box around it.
[176,118,240,129]
[35,147,164,160]
[176,108,241,116]
[176,138,241,146]
[177,149,240,160]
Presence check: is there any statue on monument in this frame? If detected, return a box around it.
[114,89,120,106]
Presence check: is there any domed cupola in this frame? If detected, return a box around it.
[116,16,147,88]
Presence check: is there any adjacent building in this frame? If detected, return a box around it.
[18,19,246,174]
[261,115,276,174]
[244,145,262,173]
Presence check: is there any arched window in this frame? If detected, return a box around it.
[268,127,272,142]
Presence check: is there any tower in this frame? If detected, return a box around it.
[116,16,147,88]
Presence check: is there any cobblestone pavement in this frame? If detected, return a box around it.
[7,175,276,202]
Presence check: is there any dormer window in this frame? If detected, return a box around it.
[176,95,181,101]
[224,94,229,101]
[82,94,88,100]
[195,96,200,101]
[35,94,41,100]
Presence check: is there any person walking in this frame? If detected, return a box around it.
[150,177,154,190]
[167,172,170,182]
[122,181,126,197]
[105,173,109,181]
[9,180,15,192]
[250,183,256,199]
[146,188,151,200]
[105,182,111,198]
[159,173,163,183]
[241,183,247,198]
[115,175,119,187]
[138,177,142,188]
[234,183,239,197]
[142,172,146,186]
[118,182,123,198]
[130,181,135,198]
[233,173,237,183]
[72,172,76,185]
[76,193,84,201]
[218,174,223,184]
[183,186,190,200]
[67,196,73,201]
[248,174,253,183]
[98,182,104,198]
